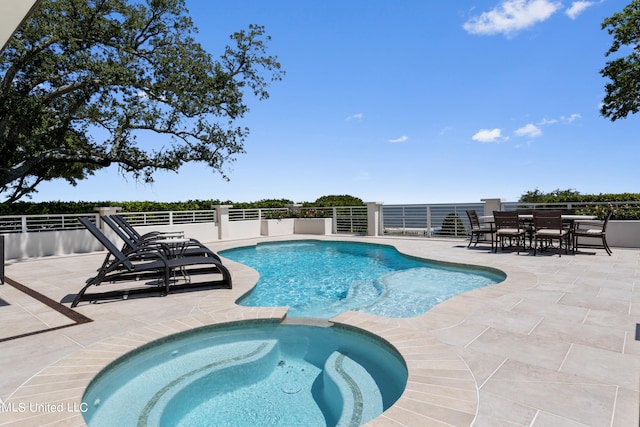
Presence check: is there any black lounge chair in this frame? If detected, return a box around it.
[111,214,185,243]
[72,218,231,307]
[102,215,220,262]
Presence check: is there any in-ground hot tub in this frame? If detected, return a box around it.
[82,321,408,427]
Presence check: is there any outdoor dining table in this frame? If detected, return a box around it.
[478,213,598,252]
[479,214,597,222]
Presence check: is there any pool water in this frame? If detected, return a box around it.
[82,322,408,427]
[221,241,505,318]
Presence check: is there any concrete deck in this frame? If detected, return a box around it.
[0,235,638,426]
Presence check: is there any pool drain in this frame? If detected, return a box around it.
[281,382,301,394]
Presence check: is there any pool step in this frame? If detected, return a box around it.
[322,351,383,427]
[330,280,383,312]
[140,339,279,426]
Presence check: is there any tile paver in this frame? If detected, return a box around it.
[0,235,637,426]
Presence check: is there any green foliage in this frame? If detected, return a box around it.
[261,210,290,219]
[519,188,640,204]
[440,213,467,236]
[600,0,640,121]
[0,0,283,203]
[0,199,226,215]
[232,199,293,209]
[519,188,640,220]
[303,195,364,207]
[519,188,582,203]
[296,208,330,218]
[0,194,362,215]
[579,203,640,220]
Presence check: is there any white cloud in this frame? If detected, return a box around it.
[439,126,454,135]
[472,128,503,143]
[463,0,562,36]
[561,113,582,123]
[388,135,409,143]
[515,123,543,137]
[345,113,364,121]
[538,118,558,125]
[566,1,595,19]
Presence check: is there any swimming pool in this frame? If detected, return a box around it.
[82,321,408,427]
[221,240,505,318]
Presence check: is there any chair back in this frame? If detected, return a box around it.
[601,209,613,232]
[102,215,140,250]
[112,214,143,240]
[78,217,134,270]
[533,210,562,230]
[466,210,481,229]
[493,211,520,230]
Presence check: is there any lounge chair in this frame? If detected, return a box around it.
[111,214,184,242]
[102,215,221,261]
[72,218,231,307]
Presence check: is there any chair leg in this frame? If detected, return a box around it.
[603,237,612,255]
[559,236,563,256]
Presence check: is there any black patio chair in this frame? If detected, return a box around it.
[493,211,526,254]
[573,210,613,256]
[532,210,569,257]
[466,210,494,250]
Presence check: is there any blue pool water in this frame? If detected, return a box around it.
[82,322,408,427]
[221,241,505,318]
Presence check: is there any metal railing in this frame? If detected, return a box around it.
[0,210,217,233]
[0,201,636,235]
[382,203,485,238]
[228,208,287,221]
[0,213,96,233]
[227,206,369,235]
[334,207,367,234]
[120,210,216,226]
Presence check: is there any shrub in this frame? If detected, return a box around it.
[440,213,467,236]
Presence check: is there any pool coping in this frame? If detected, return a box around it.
[1,235,638,426]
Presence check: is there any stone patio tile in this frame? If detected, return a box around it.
[465,327,571,370]
[530,317,626,353]
[560,343,640,391]
[482,360,617,427]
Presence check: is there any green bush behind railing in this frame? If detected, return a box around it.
[577,203,640,220]
[0,195,365,215]
[520,189,640,220]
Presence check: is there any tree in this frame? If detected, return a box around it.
[600,0,640,121]
[0,0,283,203]
[304,195,365,207]
[519,188,581,203]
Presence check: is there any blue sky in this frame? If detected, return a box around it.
[31,0,638,204]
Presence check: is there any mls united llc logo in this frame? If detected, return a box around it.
[0,398,88,413]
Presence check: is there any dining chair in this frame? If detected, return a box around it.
[493,211,526,254]
[532,210,569,257]
[466,210,494,250]
[573,210,613,255]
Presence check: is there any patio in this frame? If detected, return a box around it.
[0,235,638,426]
